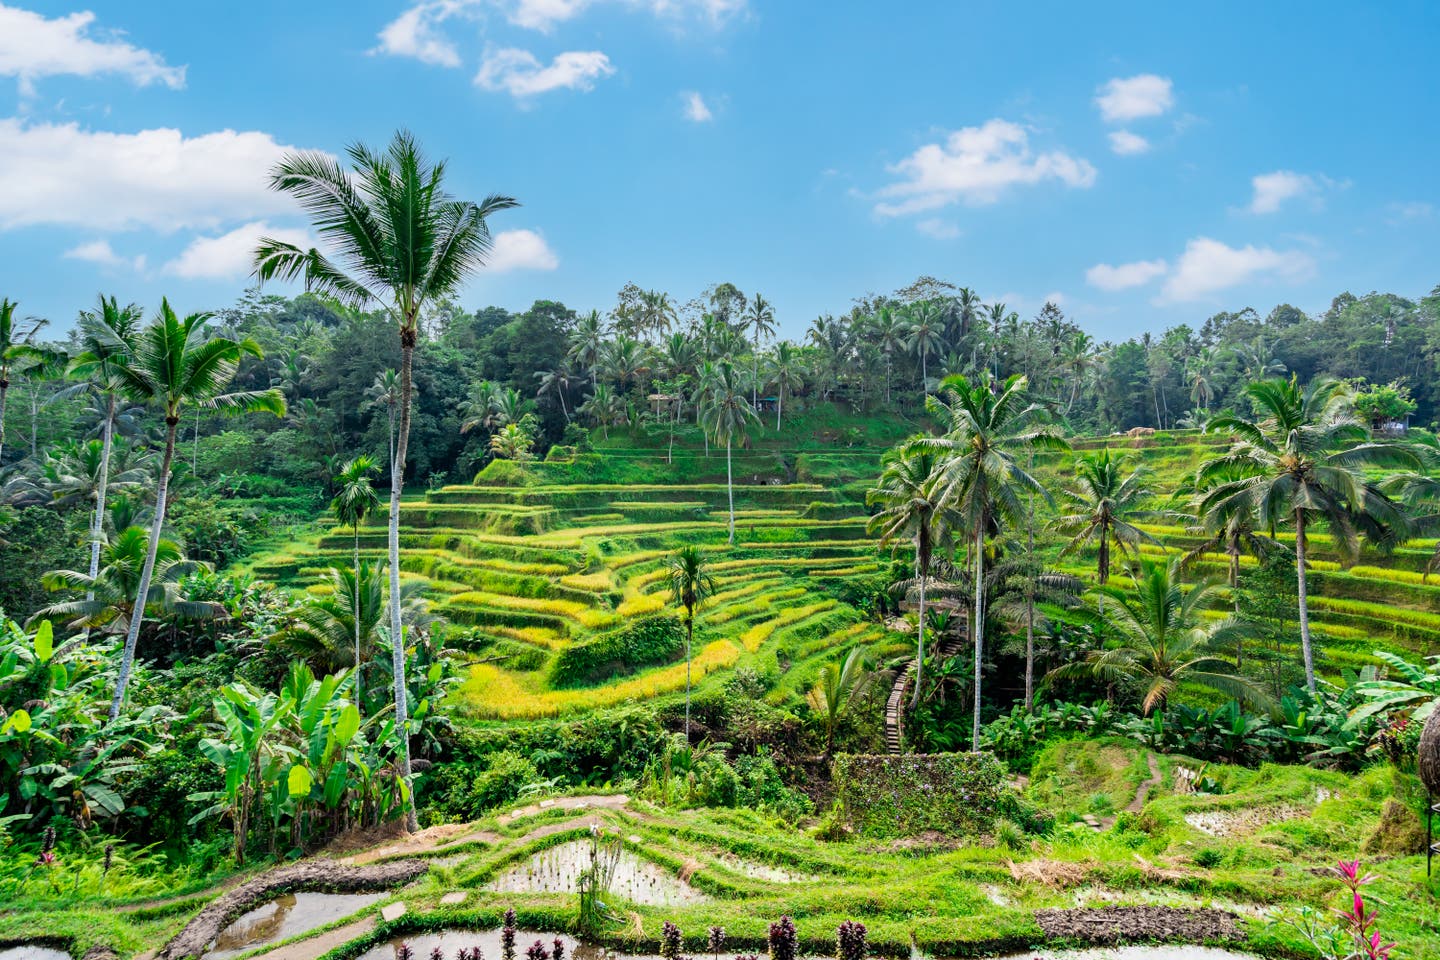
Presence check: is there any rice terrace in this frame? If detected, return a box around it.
[0,3,1437,960]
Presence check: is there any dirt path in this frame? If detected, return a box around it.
[1093,752,1163,831]
[245,917,377,960]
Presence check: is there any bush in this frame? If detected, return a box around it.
[550,615,684,687]
[832,752,1005,837]
[425,749,541,821]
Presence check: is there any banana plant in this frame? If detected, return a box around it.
[189,683,291,865]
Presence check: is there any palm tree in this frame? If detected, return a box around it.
[567,310,606,386]
[535,363,575,421]
[1232,336,1285,386]
[1185,346,1221,412]
[1200,376,1416,691]
[489,422,534,462]
[1044,561,1271,716]
[578,382,621,439]
[332,455,381,707]
[868,443,943,708]
[806,647,876,760]
[458,381,504,436]
[766,341,805,432]
[0,299,55,465]
[745,294,776,409]
[68,297,144,585]
[871,307,905,404]
[1059,332,1099,413]
[905,302,944,389]
[34,438,150,513]
[362,369,402,471]
[919,373,1065,749]
[256,131,517,831]
[601,334,649,393]
[1051,449,1161,584]
[639,289,678,340]
[668,544,716,738]
[32,525,221,634]
[700,361,758,545]
[108,301,284,719]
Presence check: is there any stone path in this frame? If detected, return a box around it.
[884,632,966,754]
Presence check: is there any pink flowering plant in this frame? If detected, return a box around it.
[1287,860,1398,960]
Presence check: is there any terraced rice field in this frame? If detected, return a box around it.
[247,449,898,720]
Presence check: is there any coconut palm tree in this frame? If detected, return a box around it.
[1059,332,1099,413]
[1185,347,1222,412]
[1232,336,1285,386]
[534,363,575,421]
[700,361,758,545]
[745,294,776,409]
[870,307,905,404]
[67,296,144,592]
[362,369,402,471]
[458,381,504,436]
[668,544,716,739]
[1051,449,1161,584]
[568,310,606,386]
[489,422,534,462]
[255,131,516,829]
[32,525,221,634]
[34,439,150,514]
[905,302,944,389]
[919,372,1066,749]
[601,334,649,394]
[766,341,805,432]
[807,647,877,760]
[1200,376,1416,691]
[868,443,944,709]
[0,299,60,465]
[1044,560,1271,716]
[332,455,381,707]
[108,301,284,720]
[578,382,621,439]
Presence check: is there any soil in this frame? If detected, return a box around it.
[1034,906,1245,945]
[156,859,427,960]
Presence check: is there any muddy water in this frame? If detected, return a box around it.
[0,948,71,960]
[488,840,706,905]
[202,891,386,959]
[356,929,591,960]
[990,948,1265,960]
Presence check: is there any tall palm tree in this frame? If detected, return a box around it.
[1200,376,1416,691]
[659,331,697,463]
[578,382,621,439]
[1185,346,1221,412]
[919,373,1065,748]
[32,525,221,634]
[0,299,56,465]
[567,310,606,386]
[806,647,876,760]
[332,455,381,707]
[32,438,150,514]
[108,301,283,721]
[668,544,716,739]
[905,302,944,389]
[766,341,805,432]
[871,307,905,404]
[1051,449,1160,584]
[1044,560,1270,716]
[534,363,575,421]
[67,296,144,591]
[700,361,758,545]
[458,381,504,436]
[1232,336,1285,386]
[640,289,678,340]
[1059,332,1099,413]
[256,131,516,830]
[601,334,649,393]
[745,294,776,409]
[868,443,943,708]
[362,369,402,472]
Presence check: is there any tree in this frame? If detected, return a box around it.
[806,647,876,760]
[1044,560,1270,716]
[745,294,776,409]
[67,296,144,596]
[919,373,1065,749]
[1200,376,1416,691]
[489,422,534,462]
[905,302,944,389]
[1051,449,1160,584]
[667,544,716,739]
[871,307,905,404]
[766,341,805,432]
[578,382,621,439]
[332,455,381,707]
[1185,346,1222,411]
[362,369,402,472]
[107,301,283,719]
[1059,332,1100,414]
[0,299,55,465]
[568,310,606,387]
[32,525,221,634]
[256,130,517,831]
[534,363,575,422]
[699,361,757,545]
[867,443,943,709]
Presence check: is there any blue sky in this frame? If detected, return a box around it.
[1,1,1437,339]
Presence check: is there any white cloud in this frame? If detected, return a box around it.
[1107,130,1150,155]
[0,119,320,232]
[682,90,712,122]
[915,218,960,240]
[0,3,184,94]
[164,221,313,280]
[1085,258,1168,291]
[372,0,470,66]
[63,239,144,272]
[1386,200,1434,224]
[482,228,559,272]
[874,119,1096,216]
[475,47,613,97]
[1159,237,1313,303]
[1095,74,1173,123]
[1249,170,1315,214]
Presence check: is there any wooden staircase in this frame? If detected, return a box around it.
[884,631,967,754]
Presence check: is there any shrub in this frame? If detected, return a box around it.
[550,615,685,687]
[832,753,1005,837]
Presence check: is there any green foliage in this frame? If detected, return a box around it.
[551,615,684,687]
[831,752,1005,836]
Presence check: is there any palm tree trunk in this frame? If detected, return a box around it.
[193,407,201,476]
[910,569,926,710]
[0,377,8,463]
[921,352,927,389]
[1294,510,1317,693]
[354,525,363,710]
[389,336,417,831]
[1098,521,1110,584]
[109,417,177,720]
[1230,542,1242,666]
[726,436,735,545]
[684,613,693,739]
[89,397,116,587]
[972,525,985,751]
[776,388,782,432]
[387,407,396,476]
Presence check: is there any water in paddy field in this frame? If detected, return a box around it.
[0,948,71,960]
[202,891,386,958]
[487,839,707,905]
[989,948,1266,960]
[357,929,592,960]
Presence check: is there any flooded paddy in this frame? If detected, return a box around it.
[487,839,707,905]
[202,891,386,958]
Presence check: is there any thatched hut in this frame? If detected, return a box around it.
[1420,706,1440,795]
